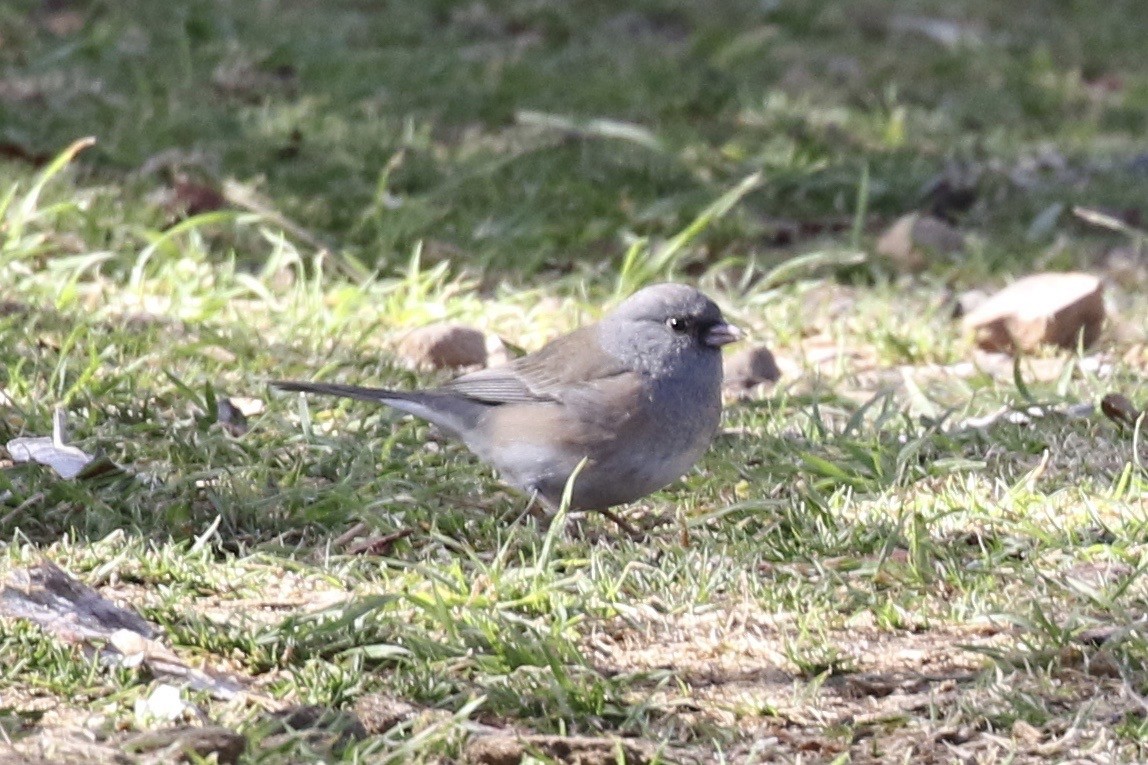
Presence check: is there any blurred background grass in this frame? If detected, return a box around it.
[2,0,1145,279]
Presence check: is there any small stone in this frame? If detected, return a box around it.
[723,345,781,396]
[396,323,487,370]
[876,213,966,272]
[962,272,1105,353]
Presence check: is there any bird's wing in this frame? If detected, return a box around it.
[440,366,546,403]
[442,326,632,404]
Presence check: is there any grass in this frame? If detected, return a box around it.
[2,0,1148,762]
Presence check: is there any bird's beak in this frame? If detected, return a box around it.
[704,322,742,348]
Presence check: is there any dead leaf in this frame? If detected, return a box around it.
[168,173,229,218]
[0,561,246,700]
[1101,393,1141,428]
[216,396,249,436]
[5,407,121,479]
[0,141,50,166]
[344,528,415,556]
[0,560,154,641]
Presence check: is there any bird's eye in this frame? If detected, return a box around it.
[667,316,691,333]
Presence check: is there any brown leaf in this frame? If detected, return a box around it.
[0,141,50,166]
[169,173,228,218]
[216,396,249,436]
[344,528,415,556]
[1101,393,1141,428]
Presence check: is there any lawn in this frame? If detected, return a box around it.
[2,0,1148,762]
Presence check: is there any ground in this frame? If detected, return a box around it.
[2,0,1148,762]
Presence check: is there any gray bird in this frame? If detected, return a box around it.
[273,283,740,524]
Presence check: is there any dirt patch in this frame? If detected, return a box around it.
[585,602,1145,762]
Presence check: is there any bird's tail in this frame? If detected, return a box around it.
[271,380,481,439]
[271,380,408,404]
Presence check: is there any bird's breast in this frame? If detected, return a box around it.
[468,358,723,510]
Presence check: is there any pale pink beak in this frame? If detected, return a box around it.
[704,322,742,348]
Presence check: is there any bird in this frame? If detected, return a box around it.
[273,283,740,528]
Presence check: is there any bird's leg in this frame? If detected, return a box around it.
[514,493,590,538]
[518,491,640,541]
[509,492,550,528]
[594,507,642,539]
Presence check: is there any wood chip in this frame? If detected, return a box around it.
[961,272,1105,353]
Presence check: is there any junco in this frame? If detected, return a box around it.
[274,283,740,525]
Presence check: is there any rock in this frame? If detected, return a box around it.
[396,323,487,370]
[962,272,1105,353]
[0,561,155,640]
[723,345,781,396]
[876,213,966,272]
